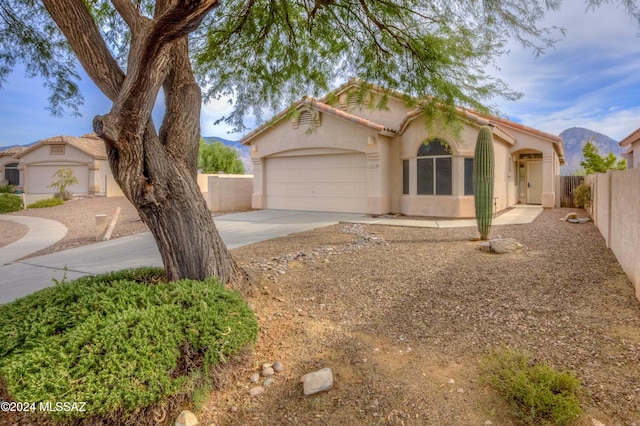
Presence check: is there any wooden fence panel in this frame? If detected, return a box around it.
[559,176,585,208]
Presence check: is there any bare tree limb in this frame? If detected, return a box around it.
[111,0,145,31]
[41,0,124,102]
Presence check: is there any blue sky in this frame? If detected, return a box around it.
[0,2,638,148]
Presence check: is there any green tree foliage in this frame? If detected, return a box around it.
[198,139,244,174]
[580,139,626,174]
[47,167,78,199]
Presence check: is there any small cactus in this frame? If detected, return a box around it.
[474,126,494,240]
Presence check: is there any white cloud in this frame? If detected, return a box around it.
[488,2,640,140]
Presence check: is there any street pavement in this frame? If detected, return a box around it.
[0,206,542,305]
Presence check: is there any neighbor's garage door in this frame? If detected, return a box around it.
[26,165,88,194]
[265,153,369,213]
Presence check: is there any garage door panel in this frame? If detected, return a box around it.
[265,153,368,213]
[27,165,88,194]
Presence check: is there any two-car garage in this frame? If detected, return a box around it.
[263,152,369,213]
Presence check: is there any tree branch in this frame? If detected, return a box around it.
[111,0,144,31]
[153,0,221,46]
[41,0,125,102]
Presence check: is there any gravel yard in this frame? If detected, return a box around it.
[1,198,639,425]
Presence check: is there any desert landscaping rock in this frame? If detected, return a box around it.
[489,237,523,254]
[249,386,265,397]
[263,378,274,387]
[301,367,334,396]
[273,361,284,372]
[262,366,275,377]
[175,410,199,426]
[250,373,260,383]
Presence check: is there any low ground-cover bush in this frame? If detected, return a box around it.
[480,347,582,425]
[27,197,64,209]
[0,183,14,193]
[0,193,22,213]
[573,183,591,209]
[0,267,258,423]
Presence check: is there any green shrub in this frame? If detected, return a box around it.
[0,267,258,422]
[0,193,22,213]
[573,183,591,209]
[479,347,583,425]
[0,183,14,193]
[27,197,64,209]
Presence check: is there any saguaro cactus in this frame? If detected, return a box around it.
[474,126,494,240]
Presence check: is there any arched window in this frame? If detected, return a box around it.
[417,139,452,195]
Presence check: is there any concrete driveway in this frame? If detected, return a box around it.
[0,210,369,305]
[0,206,542,305]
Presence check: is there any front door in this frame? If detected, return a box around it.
[526,160,543,204]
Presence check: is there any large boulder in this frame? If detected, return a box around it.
[490,238,523,254]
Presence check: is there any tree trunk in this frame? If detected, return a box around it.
[42,0,243,284]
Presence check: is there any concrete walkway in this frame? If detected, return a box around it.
[0,215,68,264]
[354,204,543,228]
[0,206,542,305]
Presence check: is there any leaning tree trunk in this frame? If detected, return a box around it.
[42,0,243,283]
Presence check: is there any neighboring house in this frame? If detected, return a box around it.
[619,127,640,169]
[0,147,25,186]
[10,133,114,196]
[240,81,565,217]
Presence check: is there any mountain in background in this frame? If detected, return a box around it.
[202,136,252,174]
[559,127,623,175]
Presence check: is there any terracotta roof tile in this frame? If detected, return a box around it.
[14,133,107,160]
[619,127,640,147]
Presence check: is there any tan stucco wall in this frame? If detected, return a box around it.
[207,174,253,211]
[105,173,125,197]
[504,128,561,208]
[247,100,561,217]
[249,111,393,214]
[630,141,639,169]
[588,169,640,301]
[19,145,93,195]
[337,93,411,130]
[396,120,517,217]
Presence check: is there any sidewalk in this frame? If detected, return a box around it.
[0,206,542,304]
[0,215,68,264]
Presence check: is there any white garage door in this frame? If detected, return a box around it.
[265,153,369,213]
[27,165,88,194]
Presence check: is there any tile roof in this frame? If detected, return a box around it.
[0,146,25,157]
[240,80,564,163]
[14,133,107,160]
[619,127,640,147]
[239,97,396,144]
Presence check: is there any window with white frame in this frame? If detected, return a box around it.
[416,139,452,195]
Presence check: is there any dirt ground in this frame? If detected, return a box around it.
[2,198,640,425]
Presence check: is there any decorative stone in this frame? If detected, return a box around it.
[262,366,275,377]
[273,361,284,372]
[250,373,260,383]
[564,212,578,221]
[249,386,265,397]
[263,377,275,387]
[301,367,334,395]
[175,410,199,426]
[490,238,523,254]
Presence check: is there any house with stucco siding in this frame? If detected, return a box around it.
[240,80,565,217]
[7,133,116,196]
[619,127,640,169]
